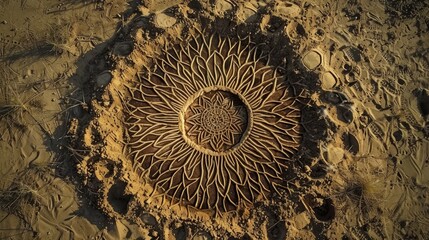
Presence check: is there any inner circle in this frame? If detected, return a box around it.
[182,88,250,154]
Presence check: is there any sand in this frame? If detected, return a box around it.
[1,0,428,239]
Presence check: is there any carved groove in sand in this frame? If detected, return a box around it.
[126,35,304,212]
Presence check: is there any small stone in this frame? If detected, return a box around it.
[112,42,133,56]
[321,71,337,89]
[293,212,310,230]
[325,144,344,165]
[96,72,112,87]
[140,213,157,225]
[153,13,177,29]
[302,50,322,70]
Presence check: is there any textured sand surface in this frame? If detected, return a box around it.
[1,0,428,239]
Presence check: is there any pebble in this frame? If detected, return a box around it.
[153,13,177,29]
[321,71,337,89]
[96,71,112,87]
[140,213,157,225]
[293,212,310,230]
[325,144,344,165]
[302,50,322,70]
[112,42,133,56]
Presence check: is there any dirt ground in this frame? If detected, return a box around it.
[1,0,429,239]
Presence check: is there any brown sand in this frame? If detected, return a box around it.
[1,0,429,239]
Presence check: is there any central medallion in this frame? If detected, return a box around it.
[180,88,250,154]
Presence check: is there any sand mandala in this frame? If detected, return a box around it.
[126,35,304,212]
[2,0,426,238]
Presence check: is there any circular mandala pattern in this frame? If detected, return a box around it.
[183,89,249,153]
[126,35,304,212]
